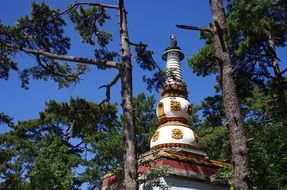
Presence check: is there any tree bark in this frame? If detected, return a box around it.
[118,0,138,189]
[209,0,251,189]
[268,37,287,127]
[1,42,118,68]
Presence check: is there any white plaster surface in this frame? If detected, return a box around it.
[165,50,183,84]
[150,125,199,148]
[139,177,228,190]
[157,97,191,120]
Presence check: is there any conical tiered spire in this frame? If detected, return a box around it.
[162,35,184,86]
[150,35,201,152]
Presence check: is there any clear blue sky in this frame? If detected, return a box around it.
[1,1,287,189]
[0,0,216,128]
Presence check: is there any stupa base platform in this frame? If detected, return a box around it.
[102,148,231,190]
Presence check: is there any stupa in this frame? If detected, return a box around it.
[102,35,230,190]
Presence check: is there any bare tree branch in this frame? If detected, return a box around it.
[33,56,86,84]
[254,71,274,79]
[280,67,287,75]
[74,2,118,9]
[126,38,147,47]
[52,1,118,18]
[263,43,281,62]
[55,1,118,19]
[98,72,121,105]
[176,24,213,33]
[2,42,120,69]
[34,56,67,77]
[21,1,118,43]
[125,38,165,74]
[71,140,85,151]
[245,51,273,67]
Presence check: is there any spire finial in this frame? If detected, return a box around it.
[169,34,177,48]
[164,34,181,51]
[163,34,184,61]
[161,35,185,86]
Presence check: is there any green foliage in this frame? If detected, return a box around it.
[196,126,231,162]
[0,2,93,89]
[191,84,287,189]
[142,70,166,92]
[187,2,287,188]
[218,167,234,186]
[0,98,119,189]
[20,61,89,89]
[246,121,287,190]
[70,5,110,46]
[200,95,225,127]
[0,112,13,125]
[0,93,157,189]
[0,2,118,89]
[227,0,287,54]
[133,93,158,154]
[28,135,79,190]
[188,44,217,76]
[188,104,202,129]
[225,0,287,101]
[134,44,155,71]
[43,98,118,137]
[195,117,287,189]
[188,0,287,129]
[0,43,18,80]
[138,166,171,190]
[134,43,166,92]
[15,2,70,54]
[245,87,279,122]
[70,5,119,63]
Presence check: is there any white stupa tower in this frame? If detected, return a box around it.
[102,35,231,190]
[150,34,201,154]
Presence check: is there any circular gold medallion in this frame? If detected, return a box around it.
[170,100,181,111]
[152,131,160,142]
[172,128,183,139]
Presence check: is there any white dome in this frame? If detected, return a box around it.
[156,97,191,121]
[150,124,199,149]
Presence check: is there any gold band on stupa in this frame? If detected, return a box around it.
[161,83,187,99]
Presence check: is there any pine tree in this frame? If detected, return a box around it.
[0,93,158,189]
[177,0,251,189]
[0,1,157,189]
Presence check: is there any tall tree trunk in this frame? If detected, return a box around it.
[209,0,251,189]
[118,0,138,189]
[268,37,287,127]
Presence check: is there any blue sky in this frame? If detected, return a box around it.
[1,1,287,189]
[0,0,216,127]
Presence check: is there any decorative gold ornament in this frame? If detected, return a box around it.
[151,143,199,150]
[161,83,187,97]
[159,116,188,125]
[170,100,181,111]
[172,128,183,139]
[159,121,190,128]
[152,131,160,142]
[157,103,165,117]
[187,105,192,115]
